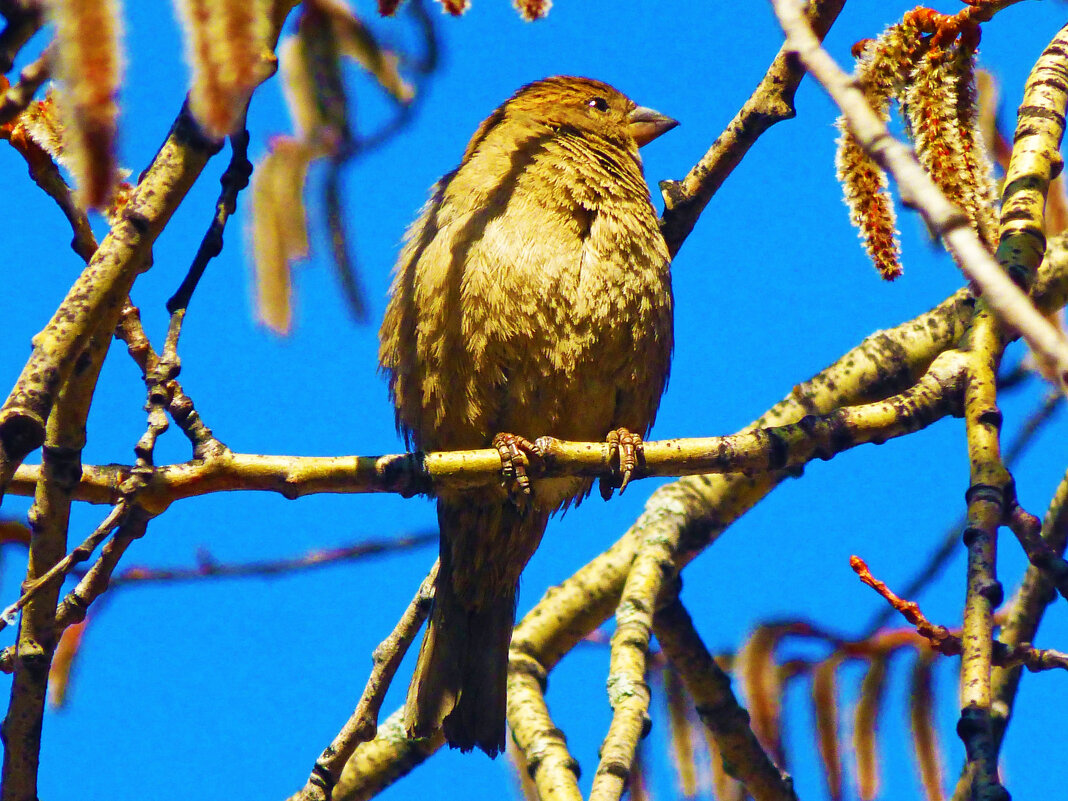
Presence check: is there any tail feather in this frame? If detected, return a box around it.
[403,498,548,757]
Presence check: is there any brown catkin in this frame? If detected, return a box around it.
[48,0,123,208]
[175,0,272,138]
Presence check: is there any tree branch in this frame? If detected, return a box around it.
[658,0,845,257]
[771,0,1068,389]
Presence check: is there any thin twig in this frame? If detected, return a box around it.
[166,129,253,316]
[851,556,1068,671]
[864,389,1062,634]
[288,563,438,801]
[1005,504,1068,600]
[0,503,128,633]
[0,41,51,126]
[0,0,43,73]
[0,531,434,674]
[658,0,845,257]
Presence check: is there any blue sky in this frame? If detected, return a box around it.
[2,2,1067,800]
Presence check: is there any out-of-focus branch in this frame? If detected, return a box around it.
[0,532,436,674]
[0,41,50,126]
[0,0,42,73]
[654,596,797,801]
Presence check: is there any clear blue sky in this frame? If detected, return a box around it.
[2,2,1066,799]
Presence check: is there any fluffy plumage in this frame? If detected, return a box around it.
[379,75,676,757]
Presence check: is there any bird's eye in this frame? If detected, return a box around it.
[587,96,609,112]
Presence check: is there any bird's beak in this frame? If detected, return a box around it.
[628,106,678,147]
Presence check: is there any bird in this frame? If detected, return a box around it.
[379,75,676,757]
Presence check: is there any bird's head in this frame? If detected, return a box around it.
[473,76,678,155]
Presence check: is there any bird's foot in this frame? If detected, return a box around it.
[600,427,644,500]
[492,432,543,501]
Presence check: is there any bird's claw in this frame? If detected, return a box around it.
[493,432,542,501]
[600,427,644,500]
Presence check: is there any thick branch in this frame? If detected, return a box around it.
[0,106,220,489]
[0,317,112,801]
[996,23,1068,290]
[5,366,968,512]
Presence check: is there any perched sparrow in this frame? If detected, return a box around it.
[379,76,676,757]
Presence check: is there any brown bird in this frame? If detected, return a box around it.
[379,75,676,757]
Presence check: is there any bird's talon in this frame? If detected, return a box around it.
[493,432,541,499]
[603,427,644,498]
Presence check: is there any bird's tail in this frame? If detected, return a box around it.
[404,497,548,757]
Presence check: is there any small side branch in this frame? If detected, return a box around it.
[0,42,51,126]
[658,0,845,257]
[288,563,437,801]
[851,557,1068,672]
[1005,505,1068,600]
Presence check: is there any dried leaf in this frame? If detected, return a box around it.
[853,653,889,800]
[314,0,414,103]
[975,70,1010,170]
[812,654,844,801]
[909,651,945,801]
[294,3,351,153]
[738,625,787,764]
[663,664,698,798]
[250,137,314,334]
[48,618,88,708]
[630,740,651,801]
[278,36,325,145]
[702,725,747,801]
